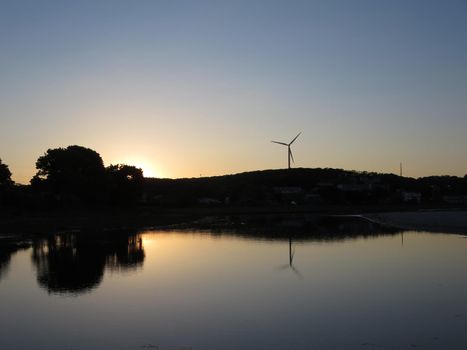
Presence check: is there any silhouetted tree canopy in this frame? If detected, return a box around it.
[0,158,13,186]
[31,145,105,202]
[106,164,144,204]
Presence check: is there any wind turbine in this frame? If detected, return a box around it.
[271,132,301,169]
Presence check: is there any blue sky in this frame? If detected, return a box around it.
[1,0,466,182]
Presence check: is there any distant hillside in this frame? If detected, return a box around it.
[144,168,467,206]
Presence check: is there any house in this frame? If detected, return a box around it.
[401,191,422,203]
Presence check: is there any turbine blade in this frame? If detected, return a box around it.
[289,132,302,145]
[289,148,295,163]
[271,141,288,146]
[290,265,304,279]
[275,264,291,271]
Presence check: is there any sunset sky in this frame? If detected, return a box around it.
[1,0,466,184]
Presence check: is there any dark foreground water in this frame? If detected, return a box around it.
[1,222,467,349]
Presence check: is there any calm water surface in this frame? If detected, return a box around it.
[1,225,467,350]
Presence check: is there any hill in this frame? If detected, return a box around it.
[143,168,467,207]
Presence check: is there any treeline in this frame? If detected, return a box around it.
[1,145,467,209]
[0,145,144,207]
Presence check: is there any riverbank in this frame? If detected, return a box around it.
[0,204,380,235]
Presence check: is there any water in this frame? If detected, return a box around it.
[1,221,467,349]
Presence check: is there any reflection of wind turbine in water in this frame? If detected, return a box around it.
[277,237,302,278]
[271,132,301,169]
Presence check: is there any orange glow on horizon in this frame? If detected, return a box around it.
[108,158,161,178]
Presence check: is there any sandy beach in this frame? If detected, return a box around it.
[363,210,467,234]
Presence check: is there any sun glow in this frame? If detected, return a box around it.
[134,162,158,178]
[110,158,160,178]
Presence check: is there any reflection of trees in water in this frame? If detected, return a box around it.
[31,231,145,295]
[185,215,402,281]
[0,242,30,282]
[32,235,106,294]
[0,247,13,280]
[105,234,144,272]
[184,214,401,242]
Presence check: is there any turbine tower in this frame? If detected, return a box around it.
[271,132,301,169]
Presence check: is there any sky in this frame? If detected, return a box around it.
[1,0,467,183]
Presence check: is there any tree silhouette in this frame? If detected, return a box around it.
[0,158,13,186]
[106,164,144,204]
[31,145,106,202]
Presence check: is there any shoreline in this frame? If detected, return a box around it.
[1,205,467,236]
